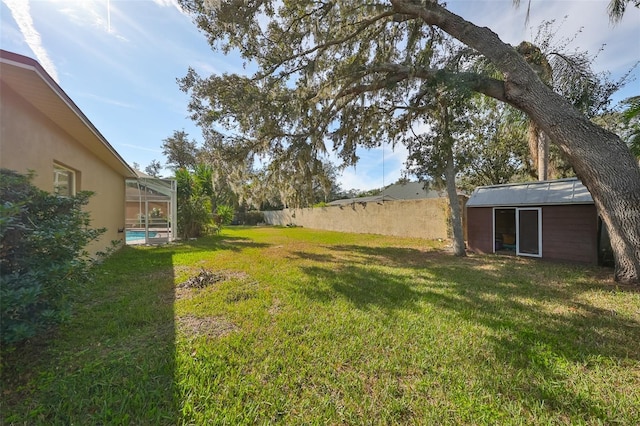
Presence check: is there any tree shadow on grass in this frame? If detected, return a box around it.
[299,264,424,313]
[290,245,448,314]
[295,243,640,421]
[288,250,338,263]
[173,234,272,253]
[420,259,640,421]
[328,244,440,268]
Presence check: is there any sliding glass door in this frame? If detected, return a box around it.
[493,207,542,257]
[516,208,542,257]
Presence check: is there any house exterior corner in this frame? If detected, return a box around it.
[1,50,136,256]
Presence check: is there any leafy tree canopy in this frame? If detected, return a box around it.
[162,130,199,171]
[621,96,640,158]
[177,1,633,194]
[177,0,640,283]
[144,159,163,177]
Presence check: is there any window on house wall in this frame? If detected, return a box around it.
[53,163,76,196]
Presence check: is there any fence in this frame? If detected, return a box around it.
[262,197,464,240]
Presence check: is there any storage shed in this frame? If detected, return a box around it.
[466,178,608,264]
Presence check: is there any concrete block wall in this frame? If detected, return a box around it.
[262,198,451,240]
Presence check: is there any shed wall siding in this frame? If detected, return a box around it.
[466,204,598,264]
[467,207,493,253]
[542,204,598,264]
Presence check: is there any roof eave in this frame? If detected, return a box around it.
[0,50,137,179]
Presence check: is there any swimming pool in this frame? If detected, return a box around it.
[126,230,157,242]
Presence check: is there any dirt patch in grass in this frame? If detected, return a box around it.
[177,314,239,339]
[268,298,282,316]
[179,269,231,289]
[176,269,250,298]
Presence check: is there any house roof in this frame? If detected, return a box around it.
[327,181,461,207]
[326,194,398,207]
[0,50,136,178]
[381,181,444,200]
[466,178,593,207]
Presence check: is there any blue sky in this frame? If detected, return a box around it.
[1,1,639,190]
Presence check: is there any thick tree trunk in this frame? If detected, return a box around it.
[440,106,466,257]
[537,131,549,181]
[392,0,640,283]
[444,149,466,257]
[528,123,550,180]
[524,96,640,283]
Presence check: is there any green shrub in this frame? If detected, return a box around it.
[239,210,265,226]
[175,168,212,239]
[216,205,234,226]
[0,169,105,346]
[177,195,211,238]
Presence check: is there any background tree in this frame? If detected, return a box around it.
[607,0,640,22]
[212,204,235,232]
[404,84,471,257]
[196,129,241,209]
[516,0,640,24]
[175,166,214,239]
[529,20,634,179]
[144,159,163,177]
[162,130,198,171]
[456,96,530,190]
[621,96,640,158]
[592,96,640,161]
[178,0,640,283]
[263,156,340,208]
[312,161,343,205]
[195,129,282,211]
[470,19,633,181]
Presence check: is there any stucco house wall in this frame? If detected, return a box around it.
[1,50,136,255]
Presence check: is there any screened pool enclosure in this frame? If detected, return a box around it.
[125,176,177,245]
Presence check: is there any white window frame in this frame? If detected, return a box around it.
[53,163,76,196]
[492,207,543,258]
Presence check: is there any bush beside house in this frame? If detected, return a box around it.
[0,169,105,346]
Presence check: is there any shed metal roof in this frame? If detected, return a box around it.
[467,178,593,207]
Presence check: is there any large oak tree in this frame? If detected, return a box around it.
[178,0,640,283]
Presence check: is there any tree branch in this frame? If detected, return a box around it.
[255,9,396,79]
[390,0,537,90]
[332,63,508,103]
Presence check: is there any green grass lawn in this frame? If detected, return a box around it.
[2,226,639,424]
